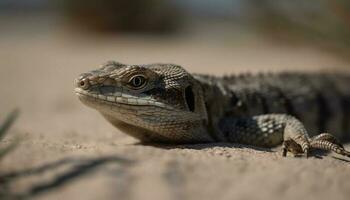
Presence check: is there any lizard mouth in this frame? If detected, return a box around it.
[74,87,174,109]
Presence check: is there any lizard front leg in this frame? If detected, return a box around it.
[220,114,310,157]
[220,114,350,157]
[284,133,350,157]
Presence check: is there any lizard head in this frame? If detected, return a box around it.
[75,61,212,143]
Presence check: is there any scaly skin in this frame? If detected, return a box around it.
[75,61,350,157]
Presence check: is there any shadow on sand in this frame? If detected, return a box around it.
[0,155,133,199]
[1,144,348,199]
[139,142,350,162]
[138,141,274,152]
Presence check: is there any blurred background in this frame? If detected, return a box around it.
[1,0,350,114]
[0,0,349,73]
[1,0,349,112]
[1,1,350,199]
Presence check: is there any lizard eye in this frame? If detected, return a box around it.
[129,75,147,89]
[77,78,90,90]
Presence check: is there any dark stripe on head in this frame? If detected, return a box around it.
[303,75,330,134]
[341,96,350,141]
[315,92,330,133]
[323,76,344,139]
[258,92,269,114]
[273,86,298,119]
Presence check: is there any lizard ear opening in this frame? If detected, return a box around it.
[185,86,195,112]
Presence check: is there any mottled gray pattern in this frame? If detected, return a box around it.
[75,62,350,157]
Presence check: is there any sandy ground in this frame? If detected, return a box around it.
[0,16,350,200]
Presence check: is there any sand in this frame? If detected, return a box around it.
[0,16,349,200]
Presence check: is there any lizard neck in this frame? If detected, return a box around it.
[193,74,232,142]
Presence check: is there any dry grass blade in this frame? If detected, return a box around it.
[0,109,20,160]
[0,109,19,141]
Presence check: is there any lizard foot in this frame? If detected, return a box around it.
[282,139,309,157]
[310,133,350,157]
[282,116,310,157]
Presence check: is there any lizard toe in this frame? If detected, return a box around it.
[282,139,305,157]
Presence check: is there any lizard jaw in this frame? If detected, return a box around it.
[74,87,210,142]
[74,87,174,109]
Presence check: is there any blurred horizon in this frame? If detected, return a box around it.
[0,0,349,72]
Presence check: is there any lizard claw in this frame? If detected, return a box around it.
[282,138,309,157]
[310,133,350,158]
[304,148,310,158]
[282,139,309,158]
[283,133,350,158]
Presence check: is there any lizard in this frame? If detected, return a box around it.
[74,61,350,158]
